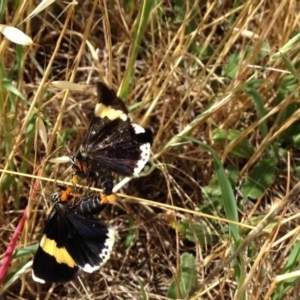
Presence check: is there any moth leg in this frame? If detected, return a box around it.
[100,193,117,204]
[72,173,80,185]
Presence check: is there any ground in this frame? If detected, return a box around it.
[1,0,300,299]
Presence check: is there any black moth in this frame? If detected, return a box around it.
[71,81,153,195]
[32,187,116,283]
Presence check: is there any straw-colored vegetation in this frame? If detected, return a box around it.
[1,0,300,299]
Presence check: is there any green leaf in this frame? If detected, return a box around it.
[181,136,240,243]
[241,158,277,199]
[124,0,135,15]
[12,244,38,259]
[222,51,240,78]
[0,0,8,21]
[212,128,255,158]
[273,240,300,300]
[182,220,218,245]
[120,0,156,99]
[246,88,269,137]
[180,136,244,288]
[223,43,270,79]
[227,165,240,185]
[60,128,76,146]
[166,253,196,299]
[271,32,300,60]
[281,52,300,82]
[137,277,147,300]
[3,260,30,285]
[201,166,239,213]
[128,101,145,112]
[290,131,300,148]
[202,182,223,205]
[278,74,298,97]
[26,120,35,134]
[0,173,16,193]
[2,79,27,100]
[125,218,136,248]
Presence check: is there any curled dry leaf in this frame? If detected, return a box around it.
[37,118,48,155]
[233,27,260,39]
[86,40,99,62]
[0,25,32,45]
[49,156,72,164]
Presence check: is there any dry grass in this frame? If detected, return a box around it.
[2,0,300,299]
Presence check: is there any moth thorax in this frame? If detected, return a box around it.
[80,152,88,158]
[79,146,88,158]
[50,192,61,203]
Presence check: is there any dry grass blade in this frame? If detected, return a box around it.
[21,0,57,23]
[50,81,87,90]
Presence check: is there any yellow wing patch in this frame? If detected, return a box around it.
[40,235,76,267]
[94,103,127,121]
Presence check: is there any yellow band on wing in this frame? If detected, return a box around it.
[95,103,127,121]
[40,235,76,267]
